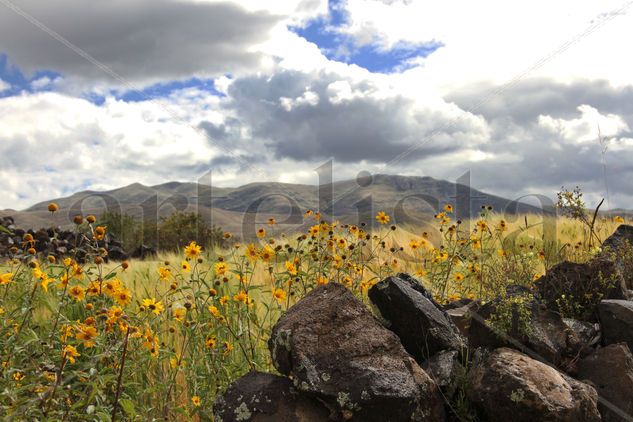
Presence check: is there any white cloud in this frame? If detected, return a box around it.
[0,79,10,92]
[538,105,629,143]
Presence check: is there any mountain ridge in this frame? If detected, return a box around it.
[2,174,548,234]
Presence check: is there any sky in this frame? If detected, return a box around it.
[1,0,633,210]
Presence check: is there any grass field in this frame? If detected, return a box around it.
[0,209,625,420]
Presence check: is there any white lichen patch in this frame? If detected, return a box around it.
[234,402,252,421]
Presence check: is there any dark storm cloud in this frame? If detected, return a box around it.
[0,0,279,84]
[205,70,486,163]
[447,79,633,127]
[440,81,633,206]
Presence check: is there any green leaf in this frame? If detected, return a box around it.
[120,399,136,418]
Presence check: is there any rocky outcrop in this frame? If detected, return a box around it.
[536,259,627,321]
[213,371,330,422]
[577,343,633,422]
[467,300,582,366]
[467,348,601,422]
[368,273,466,361]
[599,300,633,352]
[0,216,130,262]
[268,283,445,421]
[422,350,462,399]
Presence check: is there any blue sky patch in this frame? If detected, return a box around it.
[116,77,224,102]
[291,0,441,73]
[0,54,62,98]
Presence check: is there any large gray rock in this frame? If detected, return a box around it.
[468,301,582,366]
[422,350,462,399]
[268,283,445,422]
[468,348,601,422]
[368,273,466,361]
[213,371,330,422]
[599,300,633,352]
[577,343,633,422]
[536,259,627,321]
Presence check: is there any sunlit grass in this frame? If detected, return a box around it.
[0,209,626,420]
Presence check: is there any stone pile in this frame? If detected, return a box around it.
[0,215,155,262]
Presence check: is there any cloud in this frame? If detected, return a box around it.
[0,78,9,92]
[0,0,280,87]
[211,69,490,163]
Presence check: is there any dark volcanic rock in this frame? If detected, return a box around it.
[213,371,330,422]
[601,224,633,290]
[422,350,462,399]
[467,301,581,366]
[599,300,633,352]
[131,244,156,259]
[269,283,445,422]
[577,343,633,422]
[563,318,601,351]
[368,273,466,361]
[468,348,601,422]
[107,246,129,262]
[536,259,627,321]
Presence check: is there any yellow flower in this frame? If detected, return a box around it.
[223,341,233,355]
[233,291,249,304]
[205,336,217,348]
[63,345,80,364]
[172,307,186,322]
[497,249,507,257]
[214,262,228,276]
[219,296,229,306]
[13,372,25,382]
[158,267,172,281]
[272,288,287,303]
[375,211,390,225]
[285,261,297,276]
[87,281,100,296]
[245,244,259,261]
[142,298,165,315]
[268,217,276,226]
[75,323,98,348]
[476,220,488,231]
[409,239,420,250]
[114,287,132,306]
[614,216,625,223]
[191,396,201,407]
[256,228,266,238]
[48,203,59,213]
[260,245,275,261]
[303,210,313,218]
[208,305,221,318]
[103,278,122,297]
[181,261,191,273]
[69,285,85,301]
[317,276,328,285]
[454,273,465,282]
[497,220,507,232]
[184,241,202,258]
[0,273,13,285]
[444,204,454,213]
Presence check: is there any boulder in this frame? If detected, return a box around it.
[563,318,601,351]
[107,246,129,261]
[368,273,466,361]
[213,371,330,422]
[601,224,633,290]
[577,343,633,422]
[468,301,581,366]
[536,259,627,321]
[467,348,601,421]
[269,283,445,421]
[599,300,633,352]
[422,350,462,399]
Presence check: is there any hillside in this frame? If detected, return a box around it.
[1,174,546,234]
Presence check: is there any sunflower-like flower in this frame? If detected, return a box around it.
[376,211,390,225]
[184,241,202,258]
[142,298,165,315]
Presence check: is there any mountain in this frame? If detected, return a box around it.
[0,175,546,235]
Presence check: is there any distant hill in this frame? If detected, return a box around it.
[0,174,548,236]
